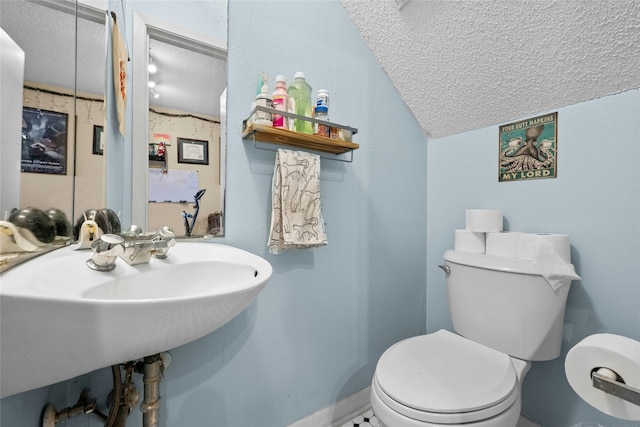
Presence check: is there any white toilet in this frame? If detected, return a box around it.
[371,249,574,427]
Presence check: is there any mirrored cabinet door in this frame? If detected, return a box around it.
[1,0,80,221]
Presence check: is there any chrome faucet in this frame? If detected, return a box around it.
[86,227,176,270]
[119,226,176,265]
[87,234,125,271]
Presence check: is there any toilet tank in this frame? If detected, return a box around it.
[443,250,572,361]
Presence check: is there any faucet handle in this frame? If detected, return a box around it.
[159,226,175,245]
[91,234,124,253]
[87,234,125,271]
[152,227,175,258]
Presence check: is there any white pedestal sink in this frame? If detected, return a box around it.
[0,241,272,398]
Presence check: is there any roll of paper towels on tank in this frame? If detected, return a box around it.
[565,333,640,420]
[454,229,486,253]
[465,209,503,232]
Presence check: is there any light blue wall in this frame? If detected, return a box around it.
[427,88,640,426]
[0,1,427,425]
[3,1,637,425]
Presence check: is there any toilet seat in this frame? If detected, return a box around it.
[374,330,519,424]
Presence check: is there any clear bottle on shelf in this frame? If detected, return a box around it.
[272,75,288,129]
[287,72,313,134]
[313,105,330,137]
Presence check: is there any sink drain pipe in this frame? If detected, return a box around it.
[41,354,169,427]
[138,353,170,427]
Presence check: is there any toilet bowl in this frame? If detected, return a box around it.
[370,249,576,427]
[371,330,529,427]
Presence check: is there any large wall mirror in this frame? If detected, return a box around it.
[128,3,227,237]
[1,0,227,266]
[0,0,106,227]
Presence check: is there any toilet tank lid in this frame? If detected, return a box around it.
[444,250,539,275]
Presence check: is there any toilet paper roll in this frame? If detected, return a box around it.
[518,233,571,263]
[485,232,522,257]
[565,334,640,421]
[465,209,503,232]
[454,229,486,253]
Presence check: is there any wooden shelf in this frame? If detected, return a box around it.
[242,123,359,155]
[242,106,359,156]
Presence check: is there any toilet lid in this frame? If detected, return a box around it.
[375,330,517,420]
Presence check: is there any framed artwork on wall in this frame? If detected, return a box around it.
[498,112,558,182]
[93,125,104,155]
[177,138,208,165]
[21,107,68,175]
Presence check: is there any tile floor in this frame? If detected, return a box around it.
[341,409,380,427]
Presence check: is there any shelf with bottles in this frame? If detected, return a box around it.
[242,106,359,155]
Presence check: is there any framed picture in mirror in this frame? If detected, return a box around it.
[93,125,104,155]
[21,107,68,175]
[177,138,209,165]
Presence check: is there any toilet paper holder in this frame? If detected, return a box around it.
[592,368,640,406]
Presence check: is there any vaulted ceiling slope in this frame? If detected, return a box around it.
[341,0,640,139]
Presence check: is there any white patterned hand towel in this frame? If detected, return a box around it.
[268,149,328,254]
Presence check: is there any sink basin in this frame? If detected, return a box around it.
[0,241,272,398]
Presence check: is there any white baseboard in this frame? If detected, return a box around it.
[287,387,372,427]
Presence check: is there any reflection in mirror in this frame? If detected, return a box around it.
[0,0,107,270]
[1,0,77,218]
[1,0,106,215]
[131,9,227,237]
[74,1,108,218]
[146,34,226,236]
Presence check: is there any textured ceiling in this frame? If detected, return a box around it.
[341,0,640,138]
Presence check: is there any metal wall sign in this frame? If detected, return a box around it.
[499,112,557,182]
